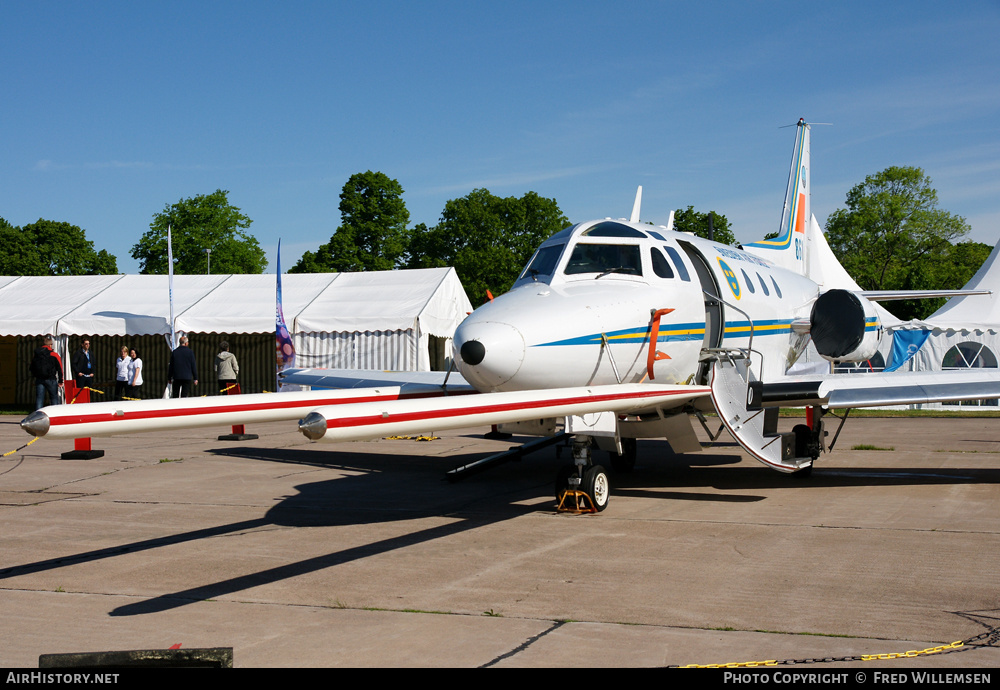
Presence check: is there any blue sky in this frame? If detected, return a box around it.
[3,1,1000,274]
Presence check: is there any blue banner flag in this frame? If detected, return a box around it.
[275,240,296,388]
[884,330,931,372]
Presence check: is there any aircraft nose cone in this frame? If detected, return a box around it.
[459,340,486,366]
[454,320,525,391]
[20,411,50,437]
[299,412,327,441]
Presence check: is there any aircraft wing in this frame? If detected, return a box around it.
[759,369,1000,409]
[278,368,475,393]
[20,384,475,440]
[712,358,1000,475]
[299,383,711,443]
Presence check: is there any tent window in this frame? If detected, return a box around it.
[942,342,998,406]
[943,342,998,369]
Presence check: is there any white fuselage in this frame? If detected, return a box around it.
[453,220,824,392]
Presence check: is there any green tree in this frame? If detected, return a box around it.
[672,207,737,246]
[291,171,409,273]
[408,189,568,304]
[825,166,973,319]
[131,190,266,274]
[0,218,118,275]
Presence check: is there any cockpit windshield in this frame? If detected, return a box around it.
[564,243,642,277]
[518,244,564,282]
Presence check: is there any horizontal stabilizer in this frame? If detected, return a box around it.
[860,289,991,302]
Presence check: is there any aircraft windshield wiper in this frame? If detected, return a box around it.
[595,266,631,279]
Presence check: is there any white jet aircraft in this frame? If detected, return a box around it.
[21,120,999,511]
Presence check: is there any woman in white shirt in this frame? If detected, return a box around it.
[128,348,143,399]
[115,346,131,400]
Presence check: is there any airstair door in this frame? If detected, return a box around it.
[678,241,724,384]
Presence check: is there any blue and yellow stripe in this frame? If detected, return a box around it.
[533,317,879,349]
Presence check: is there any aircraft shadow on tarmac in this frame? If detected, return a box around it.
[0,442,567,617]
[1,438,997,617]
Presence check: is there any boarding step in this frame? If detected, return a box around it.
[709,356,812,473]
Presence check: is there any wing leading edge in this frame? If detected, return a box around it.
[752,369,1000,409]
[299,383,711,443]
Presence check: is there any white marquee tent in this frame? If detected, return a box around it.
[880,242,1000,407]
[0,267,473,373]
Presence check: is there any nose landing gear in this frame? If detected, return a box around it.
[555,437,610,513]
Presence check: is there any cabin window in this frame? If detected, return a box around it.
[757,273,770,296]
[581,221,648,238]
[520,244,564,281]
[650,248,674,279]
[771,276,782,298]
[662,246,691,282]
[741,269,755,294]
[564,243,642,276]
[546,226,575,242]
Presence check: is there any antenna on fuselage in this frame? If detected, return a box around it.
[630,186,642,223]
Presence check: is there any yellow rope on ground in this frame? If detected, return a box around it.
[678,641,965,668]
[2,437,38,457]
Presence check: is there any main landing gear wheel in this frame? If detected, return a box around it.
[790,424,818,479]
[581,464,610,512]
[608,438,637,473]
[555,464,610,513]
[555,436,610,513]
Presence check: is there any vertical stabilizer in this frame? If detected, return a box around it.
[744,119,811,275]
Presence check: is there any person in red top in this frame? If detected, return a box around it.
[31,335,63,410]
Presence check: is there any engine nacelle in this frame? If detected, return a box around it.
[810,289,882,363]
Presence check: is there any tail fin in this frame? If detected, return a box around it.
[744,118,811,275]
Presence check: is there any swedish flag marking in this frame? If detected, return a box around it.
[718,259,740,300]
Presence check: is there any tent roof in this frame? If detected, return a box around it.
[920,241,1000,330]
[888,240,1000,333]
[0,268,472,338]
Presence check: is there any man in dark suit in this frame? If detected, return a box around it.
[72,339,94,390]
[168,336,198,398]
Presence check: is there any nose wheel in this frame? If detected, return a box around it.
[555,437,610,513]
